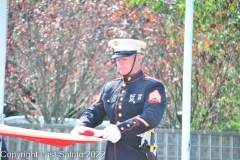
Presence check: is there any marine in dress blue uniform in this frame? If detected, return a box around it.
[72,39,166,160]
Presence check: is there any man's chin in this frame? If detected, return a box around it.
[118,70,127,75]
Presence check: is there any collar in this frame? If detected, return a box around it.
[122,70,144,83]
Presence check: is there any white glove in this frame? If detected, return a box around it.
[102,125,121,143]
[70,126,103,137]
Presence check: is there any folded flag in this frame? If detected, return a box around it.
[0,124,103,147]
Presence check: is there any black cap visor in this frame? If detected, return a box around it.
[111,51,137,58]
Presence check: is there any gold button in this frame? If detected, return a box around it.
[107,100,110,102]
[118,105,122,109]
[128,77,131,81]
[121,127,124,130]
[122,83,126,87]
[117,121,120,124]
[133,121,136,124]
[118,113,122,117]
[122,90,125,94]
[127,124,130,127]
[120,97,123,101]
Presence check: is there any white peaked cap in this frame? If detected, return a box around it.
[108,39,147,53]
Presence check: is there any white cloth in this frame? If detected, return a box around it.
[102,125,121,143]
[70,126,103,137]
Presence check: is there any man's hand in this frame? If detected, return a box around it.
[102,125,121,143]
[70,126,103,137]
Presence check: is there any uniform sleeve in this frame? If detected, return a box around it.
[117,82,166,139]
[75,85,107,128]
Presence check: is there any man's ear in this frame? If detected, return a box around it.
[137,54,143,63]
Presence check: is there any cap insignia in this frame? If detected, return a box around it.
[113,41,118,46]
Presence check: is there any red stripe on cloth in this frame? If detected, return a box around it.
[0,133,82,147]
[0,124,103,147]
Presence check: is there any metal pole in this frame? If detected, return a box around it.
[0,0,8,150]
[181,0,194,159]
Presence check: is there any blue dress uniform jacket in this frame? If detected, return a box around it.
[78,70,166,160]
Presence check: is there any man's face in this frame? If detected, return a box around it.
[115,55,135,75]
